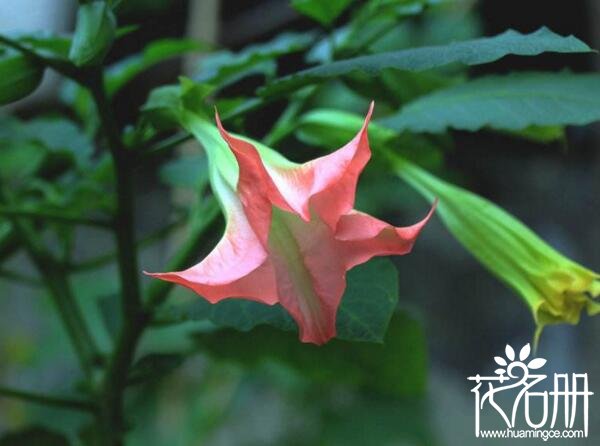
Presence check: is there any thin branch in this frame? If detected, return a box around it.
[0,385,97,413]
[0,206,113,229]
[0,268,42,287]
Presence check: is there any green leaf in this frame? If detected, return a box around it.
[14,32,71,59]
[194,309,426,397]
[69,1,117,66]
[24,118,94,164]
[128,353,185,386]
[0,51,43,105]
[0,426,70,446]
[291,0,354,25]
[157,257,399,343]
[0,140,45,183]
[260,27,592,97]
[344,69,459,108]
[195,32,315,89]
[0,116,93,166]
[59,81,98,136]
[106,38,205,95]
[159,154,209,190]
[380,72,600,132]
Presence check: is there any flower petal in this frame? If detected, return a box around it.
[145,195,276,304]
[268,208,346,344]
[234,103,373,226]
[214,111,292,244]
[335,202,437,269]
[146,259,278,304]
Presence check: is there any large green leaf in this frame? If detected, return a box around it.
[193,309,426,397]
[259,27,592,97]
[380,72,600,132]
[156,257,399,343]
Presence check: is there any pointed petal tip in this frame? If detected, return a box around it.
[367,100,375,118]
[214,108,226,134]
[426,198,439,219]
[142,270,179,281]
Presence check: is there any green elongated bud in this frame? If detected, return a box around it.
[0,51,44,105]
[392,155,600,343]
[69,1,116,66]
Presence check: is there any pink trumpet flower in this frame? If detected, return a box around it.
[146,103,435,345]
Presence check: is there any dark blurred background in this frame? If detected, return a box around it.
[0,1,599,445]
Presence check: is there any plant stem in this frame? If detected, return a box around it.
[86,69,146,445]
[0,385,97,413]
